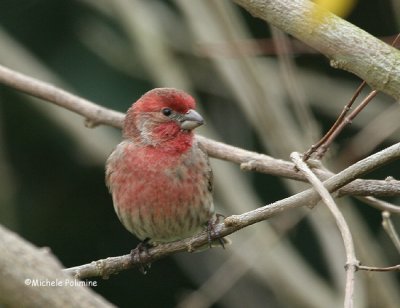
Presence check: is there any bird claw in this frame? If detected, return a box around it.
[207,214,226,249]
[130,239,152,274]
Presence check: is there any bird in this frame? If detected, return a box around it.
[105,88,225,251]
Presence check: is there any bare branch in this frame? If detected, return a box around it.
[232,0,400,100]
[382,211,400,254]
[0,63,400,202]
[0,64,124,129]
[0,225,113,307]
[358,264,400,272]
[357,196,400,215]
[239,156,400,200]
[65,142,400,279]
[304,34,400,160]
[291,152,358,308]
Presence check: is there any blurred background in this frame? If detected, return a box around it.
[0,0,399,307]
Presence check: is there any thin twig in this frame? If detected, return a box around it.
[315,90,378,158]
[391,33,400,47]
[303,81,367,160]
[338,103,400,163]
[303,33,400,160]
[357,264,400,272]
[291,152,359,308]
[357,196,400,215]
[382,211,400,254]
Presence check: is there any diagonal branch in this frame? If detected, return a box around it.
[382,211,400,254]
[0,65,124,129]
[232,0,400,100]
[1,64,400,203]
[65,141,400,279]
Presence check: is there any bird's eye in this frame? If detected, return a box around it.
[161,107,172,116]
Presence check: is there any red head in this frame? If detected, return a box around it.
[123,88,204,148]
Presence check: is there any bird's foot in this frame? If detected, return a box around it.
[207,214,228,249]
[130,238,152,274]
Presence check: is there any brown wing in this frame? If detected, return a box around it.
[197,140,213,194]
[105,140,129,193]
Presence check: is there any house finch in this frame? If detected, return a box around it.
[106,88,223,248]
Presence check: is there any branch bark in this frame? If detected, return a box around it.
[0,225,113,307]
[358,264,400,272]
[1,63,400,203]
[291,152,358,308]
[65,141,400,279]
[0,65,123,129]
[232,0,400,100]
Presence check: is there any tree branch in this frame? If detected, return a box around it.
[1,64,400,203]
[232,0,400,100]
[357,196,400,215]
[382,211,400,254]
[0,65,123,129]
[291,152,358,308]
[65,141,400,279]
[0,225,113,307]
[358,264,400,272]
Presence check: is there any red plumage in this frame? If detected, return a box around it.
[106,88,215,244]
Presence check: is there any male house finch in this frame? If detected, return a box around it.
[106,88,223,247]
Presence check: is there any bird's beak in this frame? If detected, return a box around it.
[180,109,204,130]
